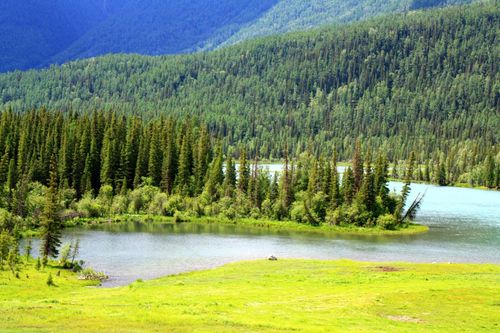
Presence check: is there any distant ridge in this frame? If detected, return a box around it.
[0,0,474,72]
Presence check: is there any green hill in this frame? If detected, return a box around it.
[0,3,497,166]
[0,0,475,72]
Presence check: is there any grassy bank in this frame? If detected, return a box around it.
[0,259,498,332]
[69,214,429,236]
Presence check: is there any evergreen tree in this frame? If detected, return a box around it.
[238,148,249,194]
[352,140,364,192]
[39,155,62,260]
[342,167,355,205]
[223,154,237,197]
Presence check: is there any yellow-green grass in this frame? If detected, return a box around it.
[1,259,498,332]
[71,214,429,236]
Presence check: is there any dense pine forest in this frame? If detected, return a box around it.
[0,3,497,190]
[1,109,427,266]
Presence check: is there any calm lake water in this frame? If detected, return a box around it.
[33,178,500,287]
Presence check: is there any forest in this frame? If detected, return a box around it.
[0,0,473,72]
[0,109,428,268]
[0,3,497,189]
[0,1,498,275]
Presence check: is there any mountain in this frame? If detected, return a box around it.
[0,0,475,72]
[0,0,128,73]
[216,0,474,48]
[0,2,496,163]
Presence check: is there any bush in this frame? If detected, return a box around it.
[46,273,54,286]
[127,184,160,214]
[173,211,187,223]
[147,193,169,216]
[290,201,307,223]
[310,192,328,221]
[58,243,71,266]
[164,194,184,216]
[111,195,129,215]
[377,214,398,230]
[97,185,114,213]
[76,194,105,218]
[78,268,109,281]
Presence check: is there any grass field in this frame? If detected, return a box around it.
[1,259,498,332]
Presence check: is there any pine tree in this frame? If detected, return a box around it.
[194,127,211,195]
[148,126,163,186]
[176,127,192,195]
[342,166,355,205]
[205,145,224,199]
[484,154,496,189]
[238,148,249,194]
[161,122,177,194]
[223,154,236,197]
[352,140,364,192]
[359,152,376,213]
[39,155,62,260]
[330,152,341,210]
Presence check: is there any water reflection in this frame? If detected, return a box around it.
[29,178,499,287]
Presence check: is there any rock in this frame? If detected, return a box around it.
[268,256,278,261]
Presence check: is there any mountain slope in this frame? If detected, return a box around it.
[216,0,474,49]
[49,0,277,64]
[0,0,128,72]
[0,0,475,72]
[0,3,497,163]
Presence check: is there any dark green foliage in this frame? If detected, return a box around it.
[46,272,54,286]
[0,3,496,187]
[39,156,62,260]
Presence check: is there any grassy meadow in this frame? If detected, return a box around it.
[1,259,498,332]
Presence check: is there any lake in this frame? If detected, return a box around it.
[32,179,500,287]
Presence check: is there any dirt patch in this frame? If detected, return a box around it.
[387,315,423,323]
[371,266,402,272]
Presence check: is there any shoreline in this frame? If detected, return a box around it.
[68,214,430,236]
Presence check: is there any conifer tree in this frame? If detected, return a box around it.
[223,154,236,197]
[40,155,62,260]
[330,152,341,210]
[352,140,364,192]
[342,167,355,205]
[238,148,249,194]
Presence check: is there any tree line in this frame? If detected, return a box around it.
[0,109,426,269]
[0,3,497,185]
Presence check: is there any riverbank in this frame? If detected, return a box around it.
[68,214,429,236]
[1,259,498,332]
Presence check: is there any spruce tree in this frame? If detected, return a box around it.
[352,140,364,192]
[39,155,62,260]
[238,148,249,194]
[223,154,237,197]
[342,167,355,205]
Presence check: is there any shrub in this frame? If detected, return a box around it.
[173,211,187,223]
[147,193,169,216]
[78,268,109,281]
[127,184,160,214]
[111,195,129,215]
[76,194,105,218]
[58,243,71,266]
[290,201,307,223]
[164,195,184,216]
[46,273,54,286]
[377,214,398,230]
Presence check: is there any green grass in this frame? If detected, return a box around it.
[70,214,429,236]
[1,259,498,332]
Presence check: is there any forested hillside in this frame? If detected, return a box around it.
[217,0,473,48]
[1,0,474,72]
[1,3,497,180]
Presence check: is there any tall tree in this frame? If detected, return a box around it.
[39,155,62,261]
